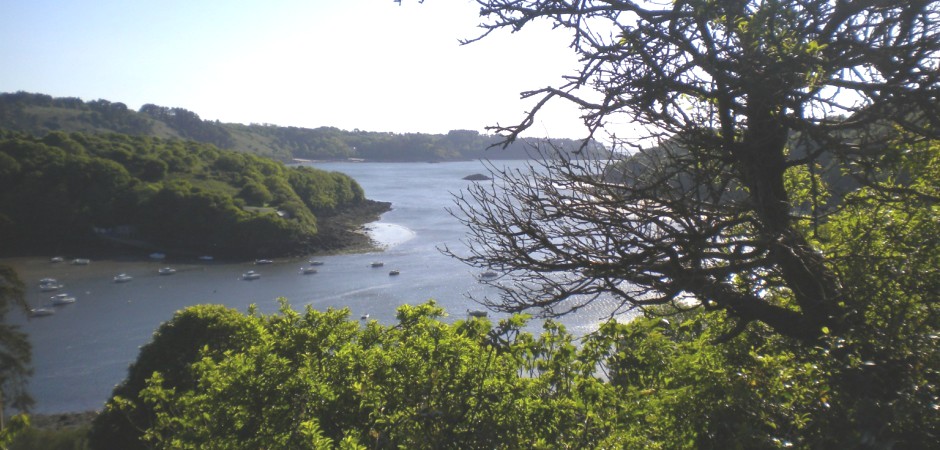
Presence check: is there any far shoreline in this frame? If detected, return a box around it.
[0,199,393,264]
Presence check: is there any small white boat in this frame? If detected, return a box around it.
[370,262,384,268]
[50,293,76,305]
[360,314,370,320]
[50,256,64,263]
[39,282,63,292]
[29,307,55,317]
[241,270,261,280]
[300,267,318,275]
[308,260,325,266]
[479,271,499,280]
[389,270,400,276]
[255,259,273,265]
[468,309,488,318]
[39,277,58,284]
[158,267,177,275]
[71,258,91,265]
[113,273,133,283]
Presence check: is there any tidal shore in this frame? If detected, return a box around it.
[0,199,393,262]
[306,199,394,255]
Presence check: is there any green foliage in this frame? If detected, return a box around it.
[584,313,831,449]
[7,422,90,450]
[0,130,369,258]
[90,297,923,449]
[237,179,274,205]
[803,136,940,448]
[0,414,29,450]
[89,301,630,449]
[88,305,261,450]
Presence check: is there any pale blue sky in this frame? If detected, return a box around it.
[0,0,591,138]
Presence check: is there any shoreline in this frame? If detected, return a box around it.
[306,199,393,256]
[0,200,393,263]
[3,201,394,420]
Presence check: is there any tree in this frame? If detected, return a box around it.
[88,304,261,450]
[124,301,625,449]
[444,0,940,342]
[0,265,31,448]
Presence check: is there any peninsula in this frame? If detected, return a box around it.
[0,129,389,260]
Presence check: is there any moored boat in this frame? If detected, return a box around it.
[241,270,261,280]
[113,273,133,283]
[158,267,177,275]
[50,256,64,263]
[308,260,325,266]
[50,293,76,305]
[71,258,91,265]
[39,281,63,292]
[468,309,488,318]
[29,307,55,317]
[370,262,384,268]
[300,267,318,275]
[389,270,400,276]
[255,259,273,265]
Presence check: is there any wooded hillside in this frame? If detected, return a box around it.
[0,92,606,162]
[0,130,385,258]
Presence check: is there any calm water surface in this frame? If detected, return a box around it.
[5,160,624,413]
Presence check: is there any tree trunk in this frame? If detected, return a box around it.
[729,107,843,339]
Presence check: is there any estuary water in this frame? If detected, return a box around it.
[5,160,624,414]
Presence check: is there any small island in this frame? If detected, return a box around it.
[462,173,492,181]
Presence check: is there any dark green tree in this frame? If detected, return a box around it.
[444,0,940,342]
[122,301,624,449]
[88,305,261,450]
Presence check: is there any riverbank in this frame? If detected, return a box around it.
[308,199,393,255]
[0,199,393,263]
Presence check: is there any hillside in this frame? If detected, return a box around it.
[0,91,607,162]
[0,130,388,259]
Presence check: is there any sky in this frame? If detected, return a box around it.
[0,0,594,139]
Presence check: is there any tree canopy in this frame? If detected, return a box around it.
[446,0,940,343]
[0,130,374,258]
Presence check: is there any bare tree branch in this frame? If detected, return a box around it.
[441,0,939,343]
